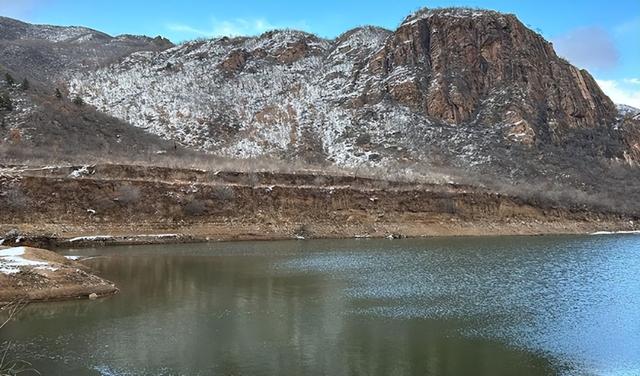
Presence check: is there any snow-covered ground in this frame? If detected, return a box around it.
[0,247,55,274]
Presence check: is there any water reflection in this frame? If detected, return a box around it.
[1,236,639,375]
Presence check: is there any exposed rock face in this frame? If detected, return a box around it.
[367,9,617,136]
[219,49,250,73]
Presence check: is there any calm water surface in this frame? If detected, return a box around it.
[1,235,639,375]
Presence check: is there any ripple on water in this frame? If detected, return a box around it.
[274,236,640,375]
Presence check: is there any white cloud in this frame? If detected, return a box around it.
[553,27,619,71]
[166,17,309,39]
[596,79,640,108]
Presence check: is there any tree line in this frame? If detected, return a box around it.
[1,72,85,113]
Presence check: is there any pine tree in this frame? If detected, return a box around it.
[20,78,29,91]
[72,95,84,106]
[4,73,14,86]
[0,93,12,111]
[55,88,63,99]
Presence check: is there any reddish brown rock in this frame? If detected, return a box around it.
[219,49,249,73]
[367,8,617,138]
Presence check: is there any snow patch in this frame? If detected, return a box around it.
[67,234,180,243]
[590,230,640,235]
[69,166,94,178]
[0,247,49,274]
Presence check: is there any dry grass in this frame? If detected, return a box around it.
[2,138,640,217]
[0,300,39,376]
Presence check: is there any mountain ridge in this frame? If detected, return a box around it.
[65,8,634,167]
[1,9,639,211]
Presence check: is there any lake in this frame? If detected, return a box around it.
[1,235,639,375]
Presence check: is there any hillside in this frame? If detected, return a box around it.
[0,17,179,160]
[65,8,639,167]
[0,8,639,239]
[0,16,172,82]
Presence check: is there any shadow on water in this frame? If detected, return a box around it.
[2,235,639,375]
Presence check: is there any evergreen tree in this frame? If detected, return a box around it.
[72,95,84,106]
[0,93,12,111]
[20,78,29,91]
[4,73,14,86]
[55,88,63,99]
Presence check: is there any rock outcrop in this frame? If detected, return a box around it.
[366,9,617,138]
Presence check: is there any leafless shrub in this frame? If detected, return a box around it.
[1,186,27,211]
[211,186,235,202]
[243,173,260,187]
[114,185,140,205]
[183,198,206,216]
[0,355,38,376]
[91,194,116,212]
[71,95,84,106]
[0,300,27,330]
[312,176,327,186]
[0,300,39,376]
[369,178,390,190]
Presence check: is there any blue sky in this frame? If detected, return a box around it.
[2,0,639,106]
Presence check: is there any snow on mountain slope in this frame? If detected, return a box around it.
[0,16,173,83]
[69,27,429,167]
[0,16,107,43]
[66,8,633,174]
[617,104,640,119]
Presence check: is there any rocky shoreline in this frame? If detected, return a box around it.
[0,246,117,304]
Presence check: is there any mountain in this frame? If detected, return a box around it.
[617,104,640,119]
[0,17,178,160]
[1,9,640,211]
[66,9,636,163]
[0,16,172,83]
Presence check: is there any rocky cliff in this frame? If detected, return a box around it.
[367,9,617,142]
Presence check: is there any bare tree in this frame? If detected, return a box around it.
[0,300,27,330]
[0,300,39,375]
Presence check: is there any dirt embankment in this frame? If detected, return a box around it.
[0,163,637,248]
[0,246,117,304]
